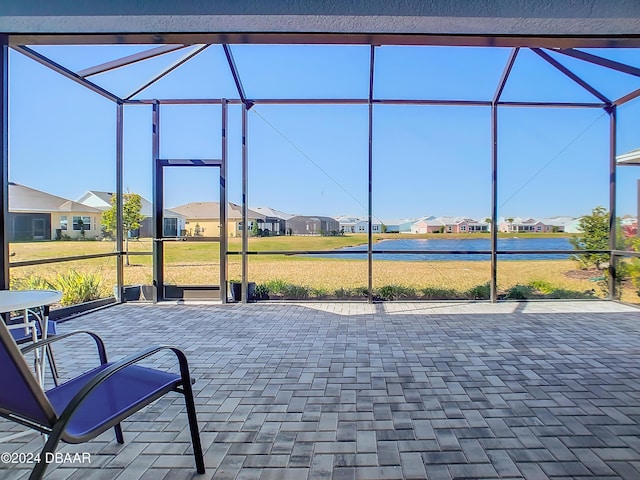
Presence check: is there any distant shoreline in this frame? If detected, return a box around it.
[372,232,577,240]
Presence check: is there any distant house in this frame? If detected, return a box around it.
[286,216,340,236]
[399,218,421,233]
[354,220,383,234]
[411,218,444,234]
[77,191,185,237]
[558,217,582,234]
[498,216,586,233]
[9,183,102,240]
[336,215,396,234]
[171,202,265,237]
[379,220,401,233]
[499,217,547,233]
[411,216,489,234]
[336,216,361,234]
[453,218,490,233]
[253,206,293,236]
[540,216,575,233]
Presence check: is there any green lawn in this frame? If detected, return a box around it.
[9,234,636,304]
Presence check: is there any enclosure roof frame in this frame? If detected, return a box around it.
[4,30,640,303]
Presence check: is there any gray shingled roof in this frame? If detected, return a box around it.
[9,183,102,213]
[171,202,265,220]
[253,206,294,220]
[77,191,184,218]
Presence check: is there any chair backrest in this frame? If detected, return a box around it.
[0,320,56,427]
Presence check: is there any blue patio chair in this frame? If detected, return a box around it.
[0,321,205,480]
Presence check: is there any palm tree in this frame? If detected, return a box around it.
[506,217,514,233]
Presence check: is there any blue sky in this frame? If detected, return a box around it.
[7,44,640,221]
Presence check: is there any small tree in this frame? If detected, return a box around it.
[251,220,260,237]
[569,206,610,269]
[77,218,85,238]
[381,223,388,233]
[102,193,145,266]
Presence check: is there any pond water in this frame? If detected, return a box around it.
[313,237,575,261]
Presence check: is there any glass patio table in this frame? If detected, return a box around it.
[0,289,62,385]
[0,289,61,442]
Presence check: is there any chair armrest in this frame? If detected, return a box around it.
[21,330,108,365]
[53,345,193,441]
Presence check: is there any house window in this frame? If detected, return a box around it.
[72,216,91,231]
[536,226,542,231]
[164,218,178,237]
[60,216,68,230]
[460,225,467,231]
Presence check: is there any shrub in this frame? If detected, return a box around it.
[54,270,103,306]
[466,282,491,300]
[310,287,330,298]
[282,284,310,299]
[254,283,269,300]
[262,280,312,299]
[595,268,624,300]
[334,287,352,299]
[503,284,536,300]
[419,287,461,299]
[264,279,289,295]
[569,206,612,270]
[549,288,596,299]
[377,285,417,301]
[11,274,53,291]
[628,258,640,297]
[352,286,369,298]
[528,279,554,295]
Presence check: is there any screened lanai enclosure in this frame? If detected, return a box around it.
[4,39,640,308]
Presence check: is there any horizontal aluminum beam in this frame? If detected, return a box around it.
[159,159,223,167]
[612,249,640,257]
[10,34,640,50]
[10,252,118,268]
[126,99,233,105]
[497,101,606,108]
[126,98,606,108]
[155,236,221,242]
[225,249,605,256]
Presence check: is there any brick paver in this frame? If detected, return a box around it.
[1,301,639,479]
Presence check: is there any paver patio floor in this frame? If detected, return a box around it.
[1,301,640,479]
